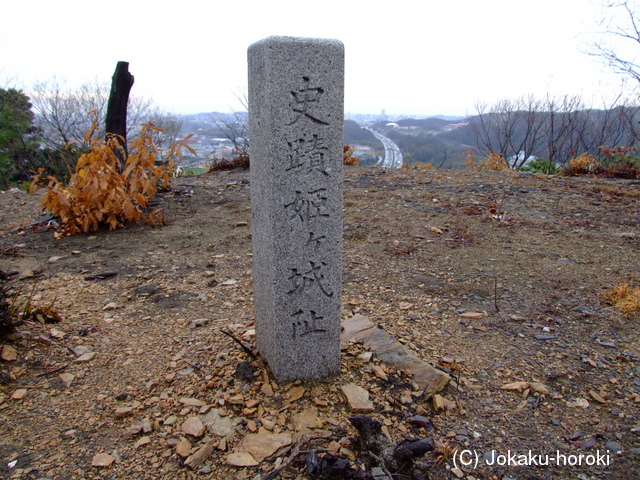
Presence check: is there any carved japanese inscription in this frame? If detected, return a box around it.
[248,36,344,382]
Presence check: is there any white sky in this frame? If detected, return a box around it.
[1,0,634,117]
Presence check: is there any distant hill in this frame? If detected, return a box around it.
[344,120,378,145]
[368,117,472,168]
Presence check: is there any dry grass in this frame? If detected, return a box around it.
[602,283,640,316]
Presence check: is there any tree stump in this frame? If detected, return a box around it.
[105,61,134,167]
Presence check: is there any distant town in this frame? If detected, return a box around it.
[175,110,469,172]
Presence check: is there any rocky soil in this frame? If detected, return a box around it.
[0,166,639,480]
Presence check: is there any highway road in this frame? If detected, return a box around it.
[365,128,404,168]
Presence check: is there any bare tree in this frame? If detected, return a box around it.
[572,93,640,157]
[589,0,640,83]
[544,94,585,166]
[147,109,184,150]
[469,92,639,168]
[211,93,249,156]
[469,96,546,168]
[30,78,108,148]
[29,77,157,149]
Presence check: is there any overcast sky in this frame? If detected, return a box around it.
[1,0,634,117]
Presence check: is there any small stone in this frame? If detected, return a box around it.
[371,365,388,380]
[235,432,292,463]
[226,452,258,467]
[102,302,117,311]
[292,408,321,432]
[59,373,75,387]
[606,441,622,453]
[114,407,133,418]
[246,419,257,432]
[261,419,275,431]
[176,438,192,458]
[400,390,413,404]
[459,311,483,319]
[48,256,63,263]
[199,408,241,437]
[590,390,607,404]
[1,345,18,361]
[91,453,114,467]
[179,397,206,407]
[126,425,142,436]
[49,328,66,339]
[189,318,208,328]
[134,436,150,448]
[574,398,590,409]
[433,394,456,412]
[340,384,374,413]
[75,352,96,363]
[356,351,373,363]
[450,467,464,478]
[140,418,153,433]
[286,385,306,402]
[261,383,274,396]
[529,382,549,394]
[10,389,27,400]
[235,360,256,383]
[182,416,206,437]
[72,345,93,356]
[199,465,212,474]
[313,398,328,407]
[535,334,556,340]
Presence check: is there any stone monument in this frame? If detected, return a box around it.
[248,36,344,382]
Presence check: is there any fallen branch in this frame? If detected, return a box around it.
[36,362,71,377]
[219,328,257,360]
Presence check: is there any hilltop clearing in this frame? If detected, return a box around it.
[0,167,639,480]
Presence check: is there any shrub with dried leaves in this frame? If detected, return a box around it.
[30,115,194,237]
[464,149,511,171]
[343,145,358,166]
[207,154,250,172]
[562,153,602,176]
